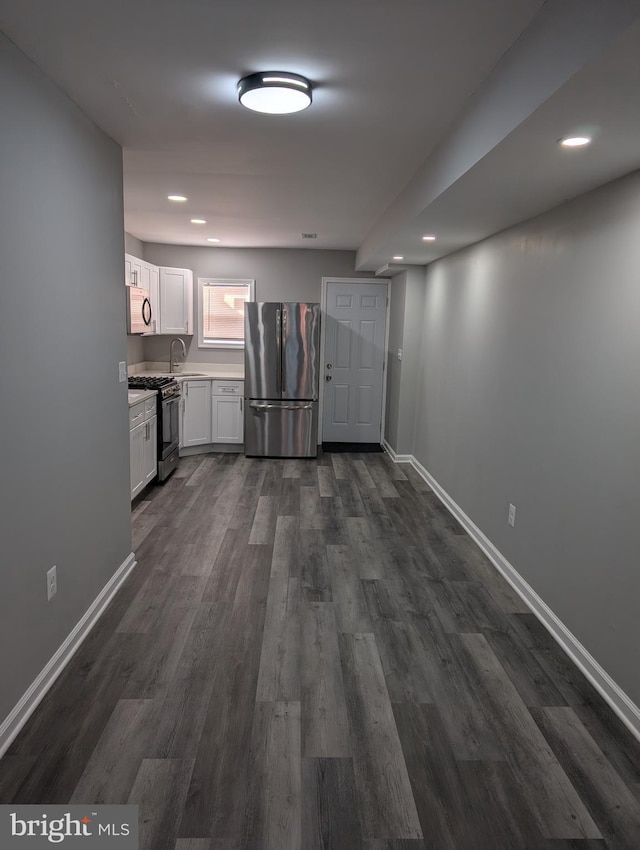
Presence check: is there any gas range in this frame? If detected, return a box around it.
[128,376,181,483]
[128,375,180,400]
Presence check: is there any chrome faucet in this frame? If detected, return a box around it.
[169,337,187,373]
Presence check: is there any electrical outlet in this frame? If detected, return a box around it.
[508,503,516,527]
[397,348,403,361]
[47,565,57,601]
[118,361,127,383]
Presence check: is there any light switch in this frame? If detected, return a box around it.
[118,361,127,383]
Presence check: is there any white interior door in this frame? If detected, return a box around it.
[322,281,388,443]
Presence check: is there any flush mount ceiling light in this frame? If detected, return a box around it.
[559,136,591,148]
[167,194,188,202]
[422,234,436,241]
[238,72,312,114]
[393,255,404,261]
[190,219,207,224]
[206,237,220,243]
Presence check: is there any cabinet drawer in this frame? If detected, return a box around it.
[144,396,157,419]
[212,380,244,396]
[129,401,145,428]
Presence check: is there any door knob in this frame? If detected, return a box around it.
[325,375,332,382]
[326,363,332,369]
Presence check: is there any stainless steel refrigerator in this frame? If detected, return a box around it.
[244,302,321,457]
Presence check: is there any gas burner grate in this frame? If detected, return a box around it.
[128,376,175,389]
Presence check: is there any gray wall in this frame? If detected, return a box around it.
[412,169,640,704]
[0,35,131,724]
[141,244,370,365]
[126,334,145,368]
[124,231,144,257]
[385,268,425,456]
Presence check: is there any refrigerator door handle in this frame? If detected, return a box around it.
[249,402,314,411]
[281,304,287,394]
[275,307,282,396]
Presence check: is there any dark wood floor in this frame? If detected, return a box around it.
[2,452,640,849]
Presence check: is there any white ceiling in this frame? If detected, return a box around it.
[1,0,639,269]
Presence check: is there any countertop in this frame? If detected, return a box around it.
[129,362,244,381]
[127,388,157,407]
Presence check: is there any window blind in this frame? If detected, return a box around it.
[202,282,251,342]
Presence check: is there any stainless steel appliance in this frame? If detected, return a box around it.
[128,376,180,481]
[244,302,320,457]
[126,284,153,334]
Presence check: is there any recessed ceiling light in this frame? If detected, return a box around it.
[422,234,436,241]
[559,136,591,148]
[238,72,312,114]
[206,238,220,243]
[393,255,404,261]
[190,219,207,224]
[167,194,188,202]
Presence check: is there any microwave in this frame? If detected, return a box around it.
[126,285,153,334]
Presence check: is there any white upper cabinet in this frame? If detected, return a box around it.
[124,254,143,288]
[159,267,194,335]
[125,253,161,335]
[147,265,159,334]
[125,255,193,336]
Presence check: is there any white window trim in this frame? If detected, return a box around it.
[197,277,256,349]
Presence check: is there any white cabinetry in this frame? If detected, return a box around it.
[130,420,145,497]
[125,254,143,288]
[130,396,157,499]
[125,255,192,336]
[125,254,160,335]
[212,380,244,443]
[179,379,244,449]
[181,380,212,447]
[159,267,193,335]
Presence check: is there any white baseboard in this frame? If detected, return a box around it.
[401,454,640,743]
[0,552,137,759]
[381,439,412,464]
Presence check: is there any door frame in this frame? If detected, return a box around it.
[319,276,391,445]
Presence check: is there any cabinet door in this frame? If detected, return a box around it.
[212,395,243,443]
[147,265,159,335]
[125,254,143,288]
[182,380,212,446]
[143,415,157,485]
[159,267,194,334]
[130,420,146,499]
[139,262,151,291]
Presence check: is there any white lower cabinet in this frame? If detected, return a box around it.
[143,415,157,486]
[130,421,146,497]
[130,398,157,499]
[212,381,244,443]
[212,395,243,442]
[180,379,244,448]
[181,380,212,447]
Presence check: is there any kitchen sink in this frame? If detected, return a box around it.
[148,371,209,377]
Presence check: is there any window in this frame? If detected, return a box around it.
[198,278,255,348]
